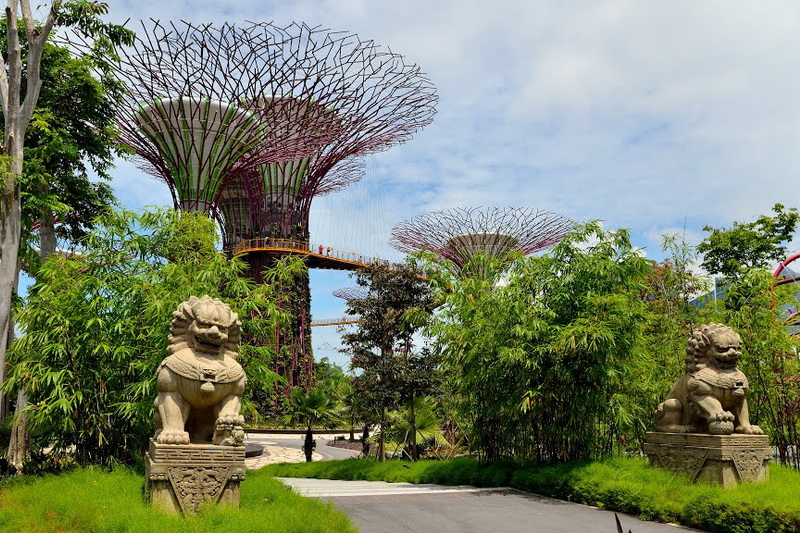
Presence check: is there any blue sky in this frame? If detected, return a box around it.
[73,0,800,368]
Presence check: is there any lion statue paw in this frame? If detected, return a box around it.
[156,430,190,445]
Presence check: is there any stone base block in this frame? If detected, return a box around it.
[145,438,245,514]
[643,432,770,488]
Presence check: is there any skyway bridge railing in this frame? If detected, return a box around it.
[232,238,391,271]
[310,316,364,327]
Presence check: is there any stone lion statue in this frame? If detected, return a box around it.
[153,295,246,446]
[655,323,762,435]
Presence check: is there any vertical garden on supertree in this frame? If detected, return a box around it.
[102,20,437,396]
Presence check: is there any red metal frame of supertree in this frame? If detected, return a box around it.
[76,20,353,216]
[228,22,435,393]
[214,22,437,249]
[772,252,800,335]
[390,206,575,271]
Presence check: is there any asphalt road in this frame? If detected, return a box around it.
[280,478,703,533]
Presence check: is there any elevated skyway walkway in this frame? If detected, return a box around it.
[310,316,363,327]
[232,238,391,271]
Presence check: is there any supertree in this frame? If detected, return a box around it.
[332,286,369,301]
[218,22,436,392]
[390,206,575,275]
[99,21,436,393]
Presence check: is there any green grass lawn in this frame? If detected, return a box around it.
[0,467,357,533]
[263,456,800,533]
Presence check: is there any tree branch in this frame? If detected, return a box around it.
[6,2,21,121]
[20,0,61,124]
[0,5,10,124]
[18,0,31,42]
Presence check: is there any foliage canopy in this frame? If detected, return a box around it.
[3,209,285,466]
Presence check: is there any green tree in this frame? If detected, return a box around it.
[382,396,447,460]
[0,2,132,461]
[424,222,650,463]
[697,203,799,280]
[18,35,127,267]
[342,263,435,460]
[0,0,132,398]
[691,206,800,466]
[709,273,800,467]
[3,24,131,468]
[3,209,284,469]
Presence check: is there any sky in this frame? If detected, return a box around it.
[71,0,800,368]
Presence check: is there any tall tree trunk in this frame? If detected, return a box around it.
[0,169,21,420]
[0,0,61,434]
[39,204,56,257]
[5,245,27,473]
[0,294,12,420]
[378,407,385,462]
[6,211,52,473]
[410,393,418,461]
[7,387,27,472]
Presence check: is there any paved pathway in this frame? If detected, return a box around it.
[244,433,359,469]
[279,478,704,533]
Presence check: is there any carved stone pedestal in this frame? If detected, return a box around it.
[145,439,245,514]
[644,432,770,488]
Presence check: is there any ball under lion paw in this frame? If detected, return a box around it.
[708,412,735,435]
[213,416,245,446]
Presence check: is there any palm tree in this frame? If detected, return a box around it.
[383,397,448,460]
[286,386,334,462]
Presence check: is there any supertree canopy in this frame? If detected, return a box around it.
[221,22,437,249]
[332,286,369,301]
[102,21,351,215]
[106,20,436,246]
[390,206,575,272]
[772,252,800,336]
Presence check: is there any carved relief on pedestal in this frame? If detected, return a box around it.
[652,445,708,481]
[732,448,766,484]
[168,466,232,514]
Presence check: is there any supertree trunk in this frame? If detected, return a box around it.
[246,250,314,394]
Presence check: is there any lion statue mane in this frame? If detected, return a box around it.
[153,295,246,446]
[655,323,762,435]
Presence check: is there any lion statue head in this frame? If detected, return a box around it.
[685,323,742,373]
[167,295,241,359]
